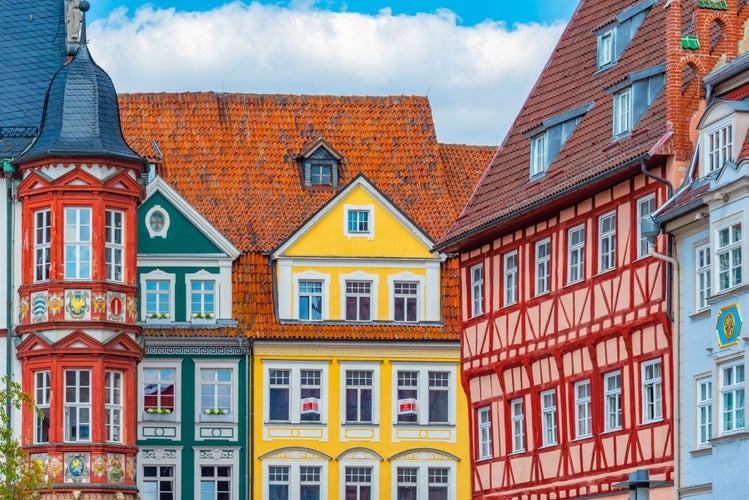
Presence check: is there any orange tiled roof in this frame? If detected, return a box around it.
[439,0,670,250]
[119,93,492,340]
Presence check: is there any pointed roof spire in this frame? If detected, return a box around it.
[79,0,89,45]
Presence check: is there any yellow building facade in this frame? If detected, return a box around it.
[253,175,470,499]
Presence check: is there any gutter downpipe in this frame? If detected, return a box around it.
[4,162,14,427]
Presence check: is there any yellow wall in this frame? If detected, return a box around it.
[252,343,471,499]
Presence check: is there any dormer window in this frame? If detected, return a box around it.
[530,134,547,178]
[704,118,733,174]
[696,100,749,177]
[597,29,615,69]
[608,64,665,140]
[298,138,343,188]
[613,88,632,137]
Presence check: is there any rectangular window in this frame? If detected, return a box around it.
[470,264,484,316]
[64,207,91,279]
[34,371,50,444]
[531,133,547,177]
[105,371,122,443]
[191,280,216,317]
[428,371,449,424]
[298,280,323,321]
[614,87,632,137]
[345,467,372,500]
[511,398,525,453]
[605,371,623,431]
[428,467,449,500]
[345,280,371,321]
[706,122,733,173]
[299,466,321,499]
[143,367,175,414]
[696,243,711,311]
[637,194,656,258]
[541,390,557,446]
[598,29,615,68]
[720,362,745,434]
[34,209,51,282]
[598,211,617,272]
[199,465,231,500]
[347,210,370,234]
[300,370,322,422]
[345,370,373,423]
[717,222,742,291]
[535,238,551,295]
[393,281,418,322]
[478,406,492,460]
[396,467,418,500]
[143,465,175,500]
[200,368,232,415]
[310,164,332,185]
[697,377,712,446]
[105,209,124,282]
[269,372,294,423]
[568,225,585,284]
[575,380,592,439]
[145,280,170,317]
[64,369,91,442]
[397,371,419,423]
[268,465,289,499]
[642,359,663,423]
[504,251,518,306]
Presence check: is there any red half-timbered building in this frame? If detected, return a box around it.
[12,27,146,497]
[437,0,748,498]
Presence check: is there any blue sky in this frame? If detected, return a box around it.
[86,1,579,145]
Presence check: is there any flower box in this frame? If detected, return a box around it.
[143,410,176,422]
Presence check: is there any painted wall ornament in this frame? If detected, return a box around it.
[127,297,138,321]
[92,293,107,314]
[19,297,29,321]
[49,292,64,315]
[716,304,742,348]
[64,452,89,483]
[31,291,48,323]
[108,291,126,321]
[65,290,91,320]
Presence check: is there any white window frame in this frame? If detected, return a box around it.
[34,209,51,282]
[642,359,663,424]
[598,211,617,273]
[388,272,424,322]
[477,406,492,460]
[295,271,330,321]
[695,242,711,311]
[342,465,375,500]
[264,361,329,424]
[716,220,743,292]
[574,380,592,439]
[637,194,656,259]
[140,269,176,321]
[139,447,182,500]
[390,461,456,500]
[105,370,123,443]
[142,462,177,499]
[105,208,124,282]
[195,447,239,500]
[195,360,239,422]
[504,250,518,306]
[511,398,525,453]
[391,362,456,426]
[719,360,745,434]
[530,133,547,177]
[34,371,50,444]
[470,263,484,317]
[64,206,92,279]
[567,225,585,284]
[604,370,623,432]
[598,28,615,68]
[185,270,219,320]
[703,116,734,174]
[535,238,551,296]
[696,376,713,447]
[614,87,633,137]
[140,360,181,422]
[64,369,91,442]
[264,461,328,500]
[344,204,375,239]
[540,389,558,447]
[340,361,380,425]
[340,271,379,322]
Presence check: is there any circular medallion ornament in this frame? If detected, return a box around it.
[145,205,170,239]
[716,304,742,348]
[149,211,165,231]
[69,457,84,477]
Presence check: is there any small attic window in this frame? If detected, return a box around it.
[298,138,343,188]
[594,0,656,71]
[598,29,615,69]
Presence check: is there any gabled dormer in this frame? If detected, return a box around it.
[697,100,749,177]
[595,0,657,71]
[297,138,343,188]
[607,64,665,140]
[526,102,594,178]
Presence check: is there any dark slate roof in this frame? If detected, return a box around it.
[0,0,68,158]
[18,45,144,164]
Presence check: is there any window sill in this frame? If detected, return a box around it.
[200,414,234,423]
[641,417,664,426]
[145,318,172,325]
[393,422,454,428]
[342,422,379,427]
[142,412,176,422]
[708,284,749,304]
[690,308,711,320]
[710,430,749,445]
[689,446,712,457]
[265,421,327,426]
[190,318,217,325]
[596,267,616,276]
[476,455,493,462]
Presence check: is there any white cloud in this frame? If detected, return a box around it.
[88,1,565,145]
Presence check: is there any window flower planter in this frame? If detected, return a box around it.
[146,313,171,325]
[143,409,176,421]
[201,408,232,422]
[191,313,216,325]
